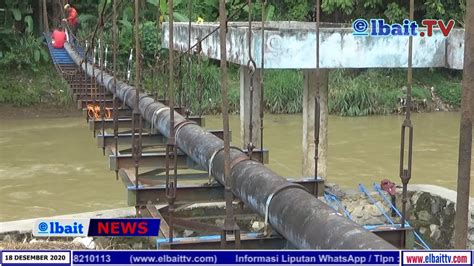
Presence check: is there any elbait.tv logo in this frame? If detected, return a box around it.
[34,219,89,237]
[33,218,160,237]
[352,19,455,37]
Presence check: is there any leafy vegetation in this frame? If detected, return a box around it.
[0,0,465,113]
[0,64,71,107]
[415,69,463,107]
[435,82,462,107]
[0,0,49,72]
[143,60,461,116]
[0,1,71,106]
[263,70,304,113]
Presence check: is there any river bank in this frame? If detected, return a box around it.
[1,66,462,117]
[0,104,80,120]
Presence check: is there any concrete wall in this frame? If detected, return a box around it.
[405,185,474,249]
[163,21,465,70]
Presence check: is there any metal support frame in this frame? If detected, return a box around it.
[109,149,200,170]
[65,21,396,249]
[88,116,204,131]
[157,234,288,250]
[78,98,114,109]
[98,130,230,147]
[122,171,324,206]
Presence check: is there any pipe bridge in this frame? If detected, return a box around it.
[63,42,395,250]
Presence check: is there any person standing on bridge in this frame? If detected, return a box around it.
[62,4,80,38]
[51,26,67,49]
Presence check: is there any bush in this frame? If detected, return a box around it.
[0,82,41,107]
[0,65,71,107]
[0,34,49,72]
[329,69,399,116]
[435,82,462,107]
[264,70,303,113]
[414,69,462,108]
[143,57,232,115]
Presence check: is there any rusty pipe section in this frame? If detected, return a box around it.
[65,43,395,250]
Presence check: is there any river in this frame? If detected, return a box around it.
[0,112,471,222]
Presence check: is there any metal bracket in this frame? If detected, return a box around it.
[208,146,244,185]
[264,183,308,235]
[151,106,170,133]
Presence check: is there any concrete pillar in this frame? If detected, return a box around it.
[302,69,329,179]
[240,66,261,150]
[454,0,473,249]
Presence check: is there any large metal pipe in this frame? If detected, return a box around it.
[65,44,395,250]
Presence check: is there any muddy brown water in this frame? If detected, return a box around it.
[0,112,471,222]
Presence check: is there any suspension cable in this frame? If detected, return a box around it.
[246,0,256,159]
[104,45,108,69]
[127,49,133,82]
[314,0,321,185]
[59,0,110,78]
[112,0,120,180]
[399,0,415,235]
[154,1,249,74]
[84,40,89,123]
[177,56,184,111]
[61,0,124,48]
[259,0,267,161]
[152,0,161,101]
[219,0,241,249]
[165,0,178,242]
[196,39,204,117]
[132,0,143,217]
[99,24,107,155]
[185,0,193,118]
[90,40,96,132]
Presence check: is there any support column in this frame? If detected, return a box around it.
[454,0,473,249]
[302,69,328,179]
[240,66,261,150]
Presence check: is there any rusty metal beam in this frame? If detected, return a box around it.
[99,132,165,147]
[122,169,324,207]
[109,150,201,170]
[89,116,205,131]
[157,233,289,250]
[81,107,190,120]
[111,148,268,170]
[78,98,114,109]
[126,180,323,206]
[121,170,223,205]
[370,226,414,249]
[156,225,412,250]
[89,118,137,130]
[65,43,395,249]
[98,130,230,147]
[142,205,170,238]
[73,92,112,101]
[82,107,131,119]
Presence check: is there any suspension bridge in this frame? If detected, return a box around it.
[39,0,473,250]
